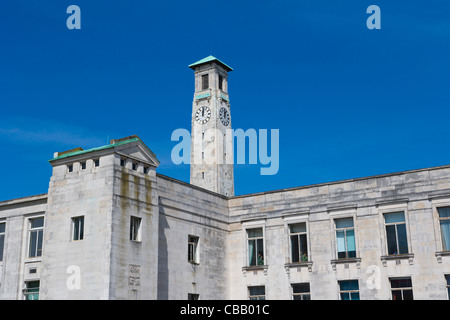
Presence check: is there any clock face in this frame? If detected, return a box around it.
[219,107,230,126]
[195,106,211,124]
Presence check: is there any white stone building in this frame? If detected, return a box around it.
[0,56,449,300]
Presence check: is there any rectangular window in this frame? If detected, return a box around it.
[120,158,126,167]
[132,162,137,171]
[24,281,40,300]
[390,277,413,300]
[289,223,308,262]
[80,161,86,170]
[202,74,209,90]
[0,222,5,261]
[446,275,450,300]
[339,280,360,300]
[248,286,265,300]
[292,283,311,300]
[188,235,199,264]
[438,207,450,251]
[188,293,199,300]
[218,75,223,90]
[94,159,100,167]
[68,164,73,172]
[143,166,149,174]
[247,228,264,266]
[335,218,356,259]
[384,212,408,255]
[28,217,44,258]
[130,216,142,242]
[72,216,84,241]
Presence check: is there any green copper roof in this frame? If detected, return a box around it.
[188,55,233,72]
[49,137,140,162]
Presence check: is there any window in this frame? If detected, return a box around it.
[446,275,450,300]
[94,159,100,167]
[202,74,209,90]
[289,223,308,262]
[188,293,199,300]
[68,164,73,172]
[28,217,44,258]
[248,286,265,300]
[72,216,84,241]
[130,216,141,242]
[339,280,360,300]
[247,228,264,266]
[437,207,450,251]
[384,212,408,255]
[390,278,413,300]
[218,75,223,90]
[24,281,40,300]
[132,162,137,171]
[120,158,126,167]
[335,218,356,259]
[188,235,199,264]
[80,161,86,170]
[143,166,149,174]
[292,283,311,300]
[0,222,5,261]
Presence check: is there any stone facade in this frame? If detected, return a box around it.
[0,57,449,300]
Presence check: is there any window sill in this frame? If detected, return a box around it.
[381,253,414,266]
[284,261,313,272]
[242,265,268,276]
[330,258,361,270]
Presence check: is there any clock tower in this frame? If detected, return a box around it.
[189,56,234,196]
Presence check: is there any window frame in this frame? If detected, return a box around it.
[28,216,44,258]
[292,283,311,300]
[437,206,450,251]
[377,203,411,257]
[0,221,5,261]
[129,216,142,242]
[201,74,209,90]
[248,286,265,300]
[389,277,414,300]
[72,216,84,241]
[383,211,409,255]
[338,279,360,300]
[188,235,199,264]
[23,280,40,300]
[289,222,308,263]
[246,227,265,266]
[334,217,357,259]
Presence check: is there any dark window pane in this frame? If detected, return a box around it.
[385,212,405,223]
[386,225,398,255]
[292,283,310,293]
[350,292,360,300]
[391,278,412,288]
[403,289,414,300]
[300,234,308,261]
[0,223,5,233]
[248,239,256,266]
[31,217,44,229]
[291,235,299,262]
[0,234,4,261]
[397,224,408,254]
[438,207,450,219]
[340,292,350,300]
[257,238,264,265]
[392,290,402,300]
[340,280,359,291]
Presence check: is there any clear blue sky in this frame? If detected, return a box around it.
[1,0,449,200]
